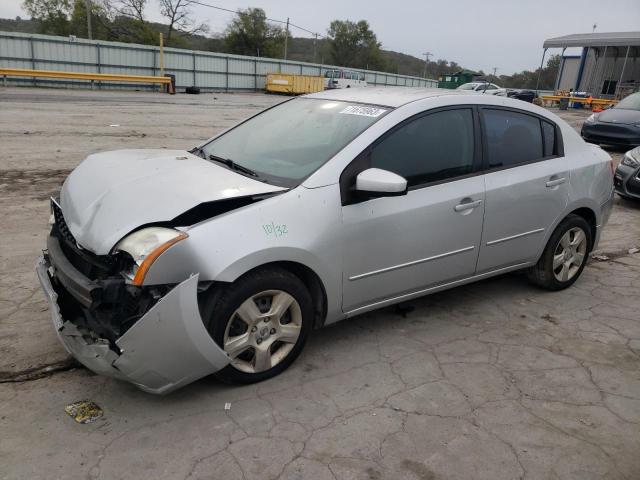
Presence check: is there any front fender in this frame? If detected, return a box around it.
[142,184,344,322]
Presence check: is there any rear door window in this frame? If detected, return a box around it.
[482,109,544,168]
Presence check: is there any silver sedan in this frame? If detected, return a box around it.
[37,87,614,393]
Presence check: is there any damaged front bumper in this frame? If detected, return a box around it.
[36,255,230,394]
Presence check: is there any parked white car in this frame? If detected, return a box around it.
[324,69,367,89]
[37,87,614,394]
[457,82,507,96]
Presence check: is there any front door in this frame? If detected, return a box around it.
[476,107,569,273]
[341,107,485,313]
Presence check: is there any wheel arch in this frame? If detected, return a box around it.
[568,206,597,250]
[533,202,600,263]
[261,261,328,330]
[216,260,329,330]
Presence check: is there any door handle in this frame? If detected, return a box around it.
[454,199,483,212]
[546,177,566,188]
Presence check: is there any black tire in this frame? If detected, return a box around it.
[201,267,313,384]
[526,214,592,291]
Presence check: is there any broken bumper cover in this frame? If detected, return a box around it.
[36,256,230,394]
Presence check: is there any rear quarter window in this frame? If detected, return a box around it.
[541,120,557,157]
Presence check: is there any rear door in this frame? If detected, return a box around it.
[476,107,569,273]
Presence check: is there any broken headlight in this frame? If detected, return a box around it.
[114,227,188,285]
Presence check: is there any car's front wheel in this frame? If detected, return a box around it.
[527,214,592,290]
[201,267,313,384]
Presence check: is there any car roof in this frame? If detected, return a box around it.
[304,87,469,108]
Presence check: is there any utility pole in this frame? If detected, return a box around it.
[159,33,165,78]
[312,33,318,63]
[592,23,597,33]
[283,17,290,60]
[492,67,498,77]
[85,0,93,40]
[422,52,432,78]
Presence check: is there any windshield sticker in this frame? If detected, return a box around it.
[339,105,387,117]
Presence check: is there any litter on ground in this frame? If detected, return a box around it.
[64,401,103,424]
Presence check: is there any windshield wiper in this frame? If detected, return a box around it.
[207,154,260,178]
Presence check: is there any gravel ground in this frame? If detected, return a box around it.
[1,88,639,480]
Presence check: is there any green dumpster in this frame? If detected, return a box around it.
[438,70,481,89]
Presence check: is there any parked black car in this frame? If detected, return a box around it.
[506,90,537,103]
[614,146,640,200]
[581,92,640,147]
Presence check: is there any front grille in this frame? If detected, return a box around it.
[51,199,77,247]
[50,198,125,280]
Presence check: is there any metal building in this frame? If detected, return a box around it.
[540,31,640,98]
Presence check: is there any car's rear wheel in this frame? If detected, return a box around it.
[527,214,592,291]
[201,267,312,384]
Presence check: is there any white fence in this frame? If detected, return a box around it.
[0,31,438,91]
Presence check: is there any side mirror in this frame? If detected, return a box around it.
[355,168,408,197]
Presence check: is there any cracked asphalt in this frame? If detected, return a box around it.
[1,88,640,480]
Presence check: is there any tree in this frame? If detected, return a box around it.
[326,20,385,70]
[158,0,208,46]
[224,8,284,57]
[97,0,158,44]
[107,0,146,22]
[68,0,112,39]
[22,0,72,35]
[498,55,561,90]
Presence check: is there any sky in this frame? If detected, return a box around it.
[2,0,639,74]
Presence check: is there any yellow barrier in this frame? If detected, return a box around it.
[541,95,618,107]
[0,67,174,93]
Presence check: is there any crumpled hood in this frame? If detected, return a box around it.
[597,108,640,125]
[60,149,285,254]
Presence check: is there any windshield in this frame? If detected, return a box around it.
[615,93,640,110]
[457,83,477,90]
[202,98,389,186]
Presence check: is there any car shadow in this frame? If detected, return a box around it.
[111,269,542,401]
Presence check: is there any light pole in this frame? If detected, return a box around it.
[423,52,432,78]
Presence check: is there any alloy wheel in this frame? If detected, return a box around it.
[223,290,302,373]
[553,227,587,282]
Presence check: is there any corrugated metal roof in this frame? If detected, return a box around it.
[543,31,640,48]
